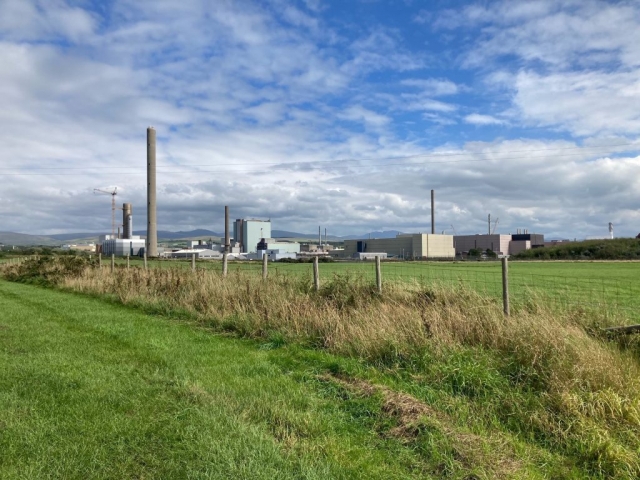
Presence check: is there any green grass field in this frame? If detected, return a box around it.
[0,279,460,479]
[112,257,640,315]
[3,267,640,478]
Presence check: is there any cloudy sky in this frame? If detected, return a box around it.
[1,0,639,238]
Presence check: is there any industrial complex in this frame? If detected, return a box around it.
[89,128,547,262]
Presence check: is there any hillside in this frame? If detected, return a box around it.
[515,238,640,260]
[0,232,59,246]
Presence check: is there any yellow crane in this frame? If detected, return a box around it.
[93,187,118,237]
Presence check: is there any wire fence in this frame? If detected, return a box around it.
[6,253,639,323]
[107,255,640,320]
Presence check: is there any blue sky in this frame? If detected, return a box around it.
[1,0,639,238]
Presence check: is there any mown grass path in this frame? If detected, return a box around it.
[0,280,442,479]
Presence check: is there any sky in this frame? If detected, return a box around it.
[1,0,639,239]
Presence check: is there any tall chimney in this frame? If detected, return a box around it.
[430,189,435,234]
[123,203,133,239]
[319,226,321,246]
[146,127,158,257]
[488,214,491,236]
[224,206,230,253]
[325,228,327,246]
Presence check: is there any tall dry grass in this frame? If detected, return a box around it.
[58,263,638,395]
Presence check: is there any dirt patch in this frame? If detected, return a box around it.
[320,373,522,479]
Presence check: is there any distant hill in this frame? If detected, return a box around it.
[0,232,59,246]
[1,228,407,247]
[48,232,102,241]
[132,229,223,240]
[341,230,403,240]
[271,230,342,240]
[272,229,404,240]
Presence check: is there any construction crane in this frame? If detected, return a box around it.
[491,217,499,234]
[93,187,118,237]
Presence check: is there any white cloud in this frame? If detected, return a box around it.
[400,78,459,96]
[512,70,640,136]
[464,114,505,126]
[0,0,96,42]
[1,0,640,240]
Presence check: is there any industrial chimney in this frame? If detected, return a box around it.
[123,203,133,239]
[224,206,230,253]
[430,190,435,234]
[146,127,158,257]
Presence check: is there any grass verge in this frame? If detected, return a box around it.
[3,257,640,478]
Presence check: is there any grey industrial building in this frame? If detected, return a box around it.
[453,232,545,256]
[342,234,455,259]
[234,218,271,253]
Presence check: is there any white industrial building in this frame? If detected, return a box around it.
[100,235,145,257]
[166,249,222,259]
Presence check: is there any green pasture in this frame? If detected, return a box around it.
[111,257,640,314]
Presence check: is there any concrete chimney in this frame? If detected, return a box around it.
[123,203,132,239]
[224,206,230,253]
[146,127,158,257]
[430,189,435,234]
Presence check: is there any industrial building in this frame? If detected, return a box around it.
[254,238,300,261]
[233,219,271,253]
[453,235,512,256]
[342,234,455,259]
[100,235,145,257]
[99,203,144,256]
[453,232,545,257]
[166,249,221,259]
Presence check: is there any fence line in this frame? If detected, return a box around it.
[4,254,638,322]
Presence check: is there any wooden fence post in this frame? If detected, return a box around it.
[111,254,115,273]
[375,255,382,293]
[262,253,268,280]
[313,256,320,291]
[222,253,228,277]
[98,253,102,269]
[144,252,148,270]
[502,256,510,316]
[192,253,196,272]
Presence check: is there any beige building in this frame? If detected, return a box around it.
[453,235,511,256]
[342,234,455,259]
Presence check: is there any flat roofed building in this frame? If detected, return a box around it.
[257,238,300,254]
[453,234,512,256]
[342,234,455,259]
[101,237,145,257]
[234,219,271,253]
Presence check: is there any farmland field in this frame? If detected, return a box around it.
[114,257,640,315]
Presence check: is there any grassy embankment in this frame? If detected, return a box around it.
[2,257,640,478]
